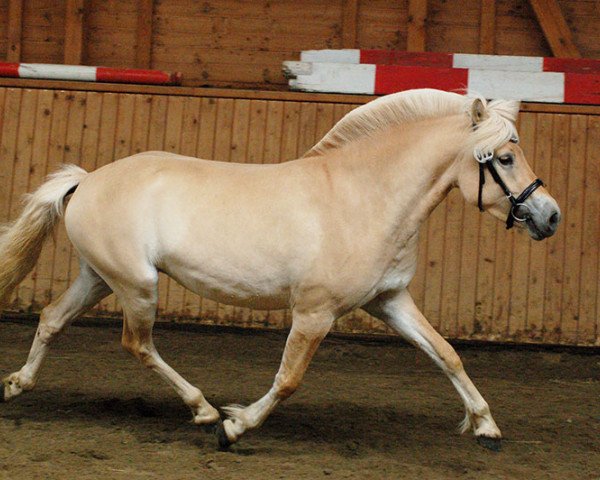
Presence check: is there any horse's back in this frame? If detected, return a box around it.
[63,152,326,307]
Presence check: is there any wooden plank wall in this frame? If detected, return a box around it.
[0,0,599,88]
[0,85,598,346]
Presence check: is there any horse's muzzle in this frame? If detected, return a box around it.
[522,199,561,241]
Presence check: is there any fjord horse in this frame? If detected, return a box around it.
[0,89,560,450]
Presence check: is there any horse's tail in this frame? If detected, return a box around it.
[0,164,87,311]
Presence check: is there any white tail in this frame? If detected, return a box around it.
[0,164,87,310]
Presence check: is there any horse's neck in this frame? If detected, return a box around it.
[333,115,466,242]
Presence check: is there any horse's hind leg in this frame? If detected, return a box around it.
[2,261,111,401]
[364,289,502,450]
[116,275,220,426]
[218,309,334,447]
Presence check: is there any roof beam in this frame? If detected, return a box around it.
[529,0,581,58]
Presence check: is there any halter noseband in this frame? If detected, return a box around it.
[475,145,544,229]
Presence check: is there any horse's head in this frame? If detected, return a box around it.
[456,97,560,240]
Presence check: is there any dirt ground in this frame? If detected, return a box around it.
[0,319,598,480]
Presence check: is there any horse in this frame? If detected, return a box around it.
[0,89,560,451]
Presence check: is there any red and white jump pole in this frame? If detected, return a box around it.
[283,61,600,105]
[0,62,182,85]
[300,49,600,75]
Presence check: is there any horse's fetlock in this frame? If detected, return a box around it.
[472,401,491,419]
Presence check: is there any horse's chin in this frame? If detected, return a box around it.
[525,218,550,241]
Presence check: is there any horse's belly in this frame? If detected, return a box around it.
[161,260,291,310]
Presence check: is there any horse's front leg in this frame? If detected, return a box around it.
[218,309,334,448]
[363,289,502,450]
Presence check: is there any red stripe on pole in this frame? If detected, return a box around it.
[374,65,469,94]
[360,50,453,67]
[96,67,181,85]
[564,73,600,105]
[0,62,21,77]
[544,57,600,74]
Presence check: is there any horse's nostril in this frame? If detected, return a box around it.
[549,211,560,227]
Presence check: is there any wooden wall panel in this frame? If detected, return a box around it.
[0,0,9,59]
[560,0,600,58]
[85,0,137,69]
[2,1,599,89]
[0,86,598,346]
[20,0,65,64]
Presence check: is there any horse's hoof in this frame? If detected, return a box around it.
[215,419,232,450]
[477,435,502,452]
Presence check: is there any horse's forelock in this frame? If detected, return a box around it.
[467,97,520,157]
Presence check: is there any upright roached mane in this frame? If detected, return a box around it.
[305,89,520,158]
[0,88,559,453]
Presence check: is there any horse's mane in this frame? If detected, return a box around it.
[304,89,520,158]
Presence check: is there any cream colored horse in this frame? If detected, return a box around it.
[0,89,560,451]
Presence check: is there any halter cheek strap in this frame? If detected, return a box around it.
[475,151,544,229]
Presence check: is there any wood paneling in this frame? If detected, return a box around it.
[2,1,599,89]
[20,0,65,64]
[0,85,598,346]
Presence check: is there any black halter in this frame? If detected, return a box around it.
[475,150,544,229]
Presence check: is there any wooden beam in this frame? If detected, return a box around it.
[0,77,599,115]
[529,0,581,58]
[136,0,154,69]
[341,0,358,49]
[407,0,427,52]
[479,0,496,54]
[7,0,23,62]
[64,0,85,64]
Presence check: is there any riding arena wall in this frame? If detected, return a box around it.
[0,80,598,346]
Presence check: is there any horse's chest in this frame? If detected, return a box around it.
[374,235,419,293]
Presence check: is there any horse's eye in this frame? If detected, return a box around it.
[498,154,514,167]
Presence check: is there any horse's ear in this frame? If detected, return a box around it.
[470,98,487,126]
